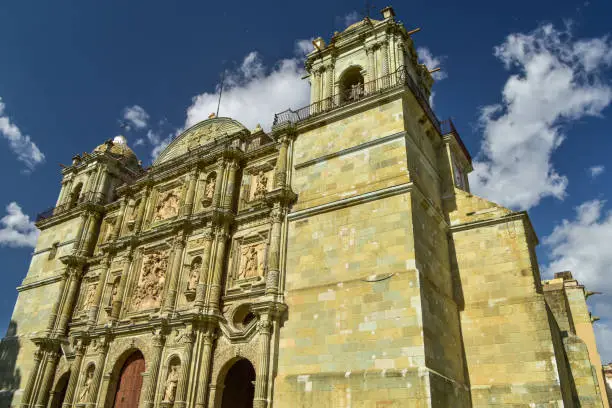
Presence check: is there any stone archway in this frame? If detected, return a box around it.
[111,350,145,408]
[49,371,70,408]
[220,358,255,408]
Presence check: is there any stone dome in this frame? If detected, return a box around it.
[345,17,379,32]
[93,135,139,164]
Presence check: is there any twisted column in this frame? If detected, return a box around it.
[381,40,390,76]
[212,161,226,208]
[195,329,216,408]
[87,256,111,326]
[265,207,284,296]
[87,339,110,405]
[111,251,133,322]
[62,341,86,408]
[35,350,60,408]
[223,160,239,209]
[20,348,43,407]
[111,198,128,240]
[253,318,273,408]
[163,236,186,314]
[195,231,214,310]
[207,228,229,312]
[175,331,195,408]
[143,332,165,408]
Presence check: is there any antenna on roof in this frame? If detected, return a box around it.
[216,63,227,118]
[363,0,376,19]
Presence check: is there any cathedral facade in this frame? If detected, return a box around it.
[1,6,609,408]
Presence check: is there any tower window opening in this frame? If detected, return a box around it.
[339,67,365,103]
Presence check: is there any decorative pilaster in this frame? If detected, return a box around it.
[87,256,112,326]
[134,186,151,233]
[380,40,390,76]
[273,137,290,188]
[207,227,229,312]
[57,267,84,334]
[195,328,216,408]
[35,349,61,408]
[45,272,68,333]
[195,231,214,310]
[81,212,102,255]
[62,341,86,408]
[96,166,110,199]
[212,162,226,208]
[223,160,239,209]
[143,331,165,408]
[325,62,334,102]
[253,317,273,408]
[182,168,198,216]
[163,235,186,314]
[111,198,128,240]
[265,206,285,296]
[20,349,43,407]
[175,330,195,408]
[366,45,376,82]
[111,250,133,322]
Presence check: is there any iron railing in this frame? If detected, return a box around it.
[36,192,106,222]
[273,65,440,134]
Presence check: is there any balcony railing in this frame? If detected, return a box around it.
[439,118,472,164]
[36,192,106,222]
[273,65,440,134]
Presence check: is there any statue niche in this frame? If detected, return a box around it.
[77,364,95,403]
[154,190,180,222]
[237,244,264,281]
[162,359,180,405]
[201,172,216,207]
[131,250,169,311]
[184,256,201,301]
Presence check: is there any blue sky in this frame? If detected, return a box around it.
[1,0,611,361]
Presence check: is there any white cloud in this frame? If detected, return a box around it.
[122,105,150,130]
[343,11,360,28]
[470,24,612,210]
[594,320,612,363]
[417,47,448,108]
[184,45,311,132]
[0,97,45,171]
[589,165,605,178]
[0,202,39,248]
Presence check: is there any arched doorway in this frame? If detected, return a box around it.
[49,372,70,408]
[220,359,256,408]
[112,351,145,408]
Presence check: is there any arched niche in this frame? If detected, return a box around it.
[338,66,365,103]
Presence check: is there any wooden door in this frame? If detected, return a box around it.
[113,351,145,408]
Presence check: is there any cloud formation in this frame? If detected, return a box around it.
[184,45,311,132]
[343,11,360,28]
[589,165,605,178]
[0,97,45,171]
[470,24,612,210]
[417,47,447,108]
[123,105,150,130]
[0,202,39,248]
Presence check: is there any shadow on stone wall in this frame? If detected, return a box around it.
[0,321,21,407]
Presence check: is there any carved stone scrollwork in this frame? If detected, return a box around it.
[253,170,268,200]
[132,250,169,311]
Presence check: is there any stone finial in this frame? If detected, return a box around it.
[312,37,326,51]
[253,123,262,132]
[381,6,395,19]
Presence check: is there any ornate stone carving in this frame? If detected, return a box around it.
[78,366,94,403]
[162,364,180,402]
[237,244,265,280]
[83,284,97,310]
[186,257,201,292]
[154,190,180,222]
[205,177,215,200]
[131,250,169,310]
[254,171,268,200]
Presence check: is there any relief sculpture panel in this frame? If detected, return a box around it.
[153,190,180,222]
[131,250,169,311]
[237,243,265,281]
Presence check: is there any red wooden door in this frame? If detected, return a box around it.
[113,351,145,408]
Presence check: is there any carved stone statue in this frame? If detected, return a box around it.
[83,285,96,309]
[254,171,268,199]
[107,279,119,307]
[187,258,201,291]
[154,191,180,221]
[132,250,169,310]
[205,177,216,200]
[104,219,115,242]
[238,246,260,279]
[162,365,180,402]
[78,368,94,403]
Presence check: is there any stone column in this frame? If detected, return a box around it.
[87,339,109,405]
[35,350,60,408]
[195,329,216,408]
[265,206,284,296]
[325,63,334,107]
[195,231,214,310]
[45,272,68,333]
[134,186,151,233]
[80,212,102,256]
[83,168,96,196]
[96,167,110,201]
[56,180,70,207]
[366,45,376,82]
[57,268,83,334]
[62,341,86,408]
[223,160,239,209]
[73,213,88,252]
[253,318,273,408]
[381,40,390,77]
[212,162,226,208]
[175,331,195,408]
[111,198,128,240]
[273,137,290,188]
[207,228,229,312]
[87,256,111,326]
[143,332,165,408]
[111,251,133,322]
[20,348,43,407]
[182,169,198,216]
[163,236,186,314]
